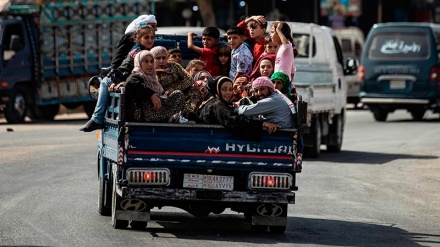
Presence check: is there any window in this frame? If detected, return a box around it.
[368,32,429,60]
[2,23,24,51]
[292,33,316,58]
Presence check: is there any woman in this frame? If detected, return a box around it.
[150,46,202,114]
[197,76,279,141]
[270,71,294,102]
[124,50,184,122]
[249,53,275,82]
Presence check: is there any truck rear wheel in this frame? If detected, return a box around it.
[372,108,388,122]
[98,179,111,216]
[305,117,321,158]
[327,114,343,153]
[82,101,96,119]
[29,104,59,121]
[98,153,111,216]
[130,220,147,230]
[4,86,30,124]
[410,109,426,121]
[269,225,287,234]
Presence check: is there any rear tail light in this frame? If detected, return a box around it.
[430,66,439,82]
[358,65,365,82]
[248,172,293,190]
[126,168,170,186]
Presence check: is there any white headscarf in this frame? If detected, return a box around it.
[132,50,164,95]
[125,15,157,34]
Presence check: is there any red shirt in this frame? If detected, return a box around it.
[200,46,221,77]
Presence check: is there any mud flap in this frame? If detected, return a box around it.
[251,203,288,227]
[114,198,151,222]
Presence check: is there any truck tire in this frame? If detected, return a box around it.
[98,178,111,216]
[251,225,268,233]
[29,104,59,121]
[327,114,343,153]
[306,117,321,158]
[372,108,388,122]
[4,86,31,124]
[98,152,111,216]
[269,225,287,234]
[111,168,128,229]
[130,220,147,230]
[410,109,426,121]
[82,101,96,119]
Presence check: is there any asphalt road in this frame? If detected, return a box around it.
[0,108,439,247]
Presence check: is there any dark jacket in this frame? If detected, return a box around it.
[197,97,264,141]
[124,74,155,121]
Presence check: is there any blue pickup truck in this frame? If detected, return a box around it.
[94,89,303,233]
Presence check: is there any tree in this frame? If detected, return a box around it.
[195,0,216,26]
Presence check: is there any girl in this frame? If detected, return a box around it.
[185,59,205,78]
[270,21,297,82]
[124,50,184,122]
[217,44,232,77]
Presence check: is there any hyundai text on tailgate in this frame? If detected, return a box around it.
[359,22,440,121]
[95,91,303,233]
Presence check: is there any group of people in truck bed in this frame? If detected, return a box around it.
[79,14,299,143]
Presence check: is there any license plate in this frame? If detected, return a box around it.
[389,80,406,89]
[183,174,234,191]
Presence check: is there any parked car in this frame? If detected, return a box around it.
[359,22,440,121]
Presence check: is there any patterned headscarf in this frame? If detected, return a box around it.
[132,50,164,95]
[252,76,274,91]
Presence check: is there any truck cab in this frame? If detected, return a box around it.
[0,15,35,123]
[271,21,357,157]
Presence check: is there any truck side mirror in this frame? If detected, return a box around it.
[9,35,22,51]
[345,57,359,75]
[88,76,100,101]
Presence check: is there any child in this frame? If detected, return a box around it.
[226,26,253,82]
[80,25,156,132]
[270,21,297,82]
[217,44,231,77]
[263,36,279,55]
[167,48,182,65]
[237,15,267,63]
[187,27,221,76]
[185,59,205,78]
[231,74,250,103]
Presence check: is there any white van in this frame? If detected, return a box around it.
[267,21,358,157]
[334,27,365,107]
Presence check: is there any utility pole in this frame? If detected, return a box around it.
[377,0,382,23]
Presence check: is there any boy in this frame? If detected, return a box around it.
[187,27,221,76]
[237,15,267,63]
[226,26,253,82]
[263,36,280,55]
[167,48,182,65]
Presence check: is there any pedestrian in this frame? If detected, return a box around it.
[187,27,221,76]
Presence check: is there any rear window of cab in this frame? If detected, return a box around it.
[367,32,430,60]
